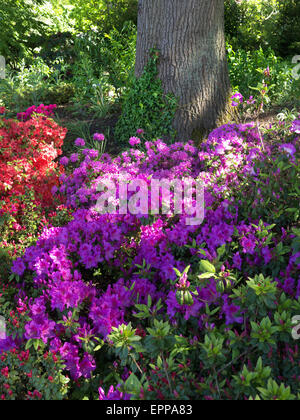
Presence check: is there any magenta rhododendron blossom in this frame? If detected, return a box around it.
[231,92,243,107]
[129,136,141,146]
[93,133,105,142]
[17,104,57,121]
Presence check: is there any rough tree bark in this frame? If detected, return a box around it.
[135,0,231,141]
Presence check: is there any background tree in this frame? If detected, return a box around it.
[135,0,231,140]
[276,0,300,57]
[0,0,48,68]
[68,0,138,33]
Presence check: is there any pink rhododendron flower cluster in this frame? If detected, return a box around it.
[17,104,57,122]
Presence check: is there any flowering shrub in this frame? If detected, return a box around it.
[0,111,69,283]
[1,113,300,400]
[0,302,69,400]
[17,104,57,122]
[0,115,65,204]
[227,44,300,106]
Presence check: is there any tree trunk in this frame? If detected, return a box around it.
[135,0,231,141]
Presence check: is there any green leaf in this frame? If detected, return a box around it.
[124,373,142,395]
[198,272,215,279]
[199,260,216,274]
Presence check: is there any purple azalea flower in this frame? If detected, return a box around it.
[222,297,243,325]
[60,156,69,166]
[232,252,242,270]
[89,149,99,159]
[241,236,256,254]
[75,138,85,147]
[231,93,243,107]
[291,120,300,134]
[11,258,26,276]
[79,353,96,378]
[99,385,131,400]
[25,321,40,340]
[70,153,79,163]
[51,185,58,195]
[129,137,141,147]
[279,143,296,156]
[261,246,272,264]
